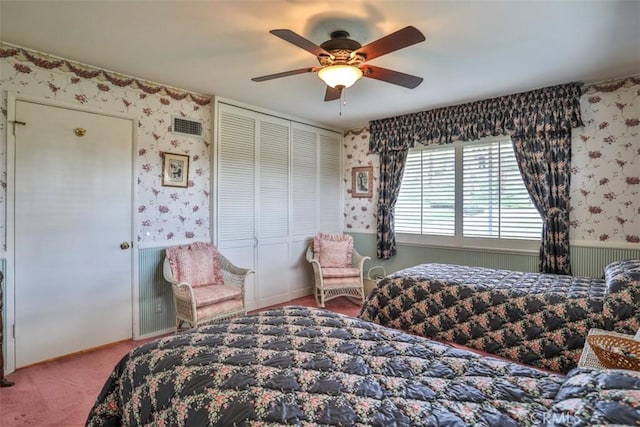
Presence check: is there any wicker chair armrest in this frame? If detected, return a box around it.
[172,282,195,298]
[162,257,194,288]
[308,257,321,267]
[219,255,252,276]
[305,245,325,296]
[306,246,322,270]
[163,257,180,284]
[219,254,253,289]
[352,249,371,273]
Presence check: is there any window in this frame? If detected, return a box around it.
[396,137,542,249]
[396,146,455,235]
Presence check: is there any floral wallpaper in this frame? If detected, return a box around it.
[571,76,640,245]
[343,127,378,232]
[0,43,212,248]
[344,75,640,247]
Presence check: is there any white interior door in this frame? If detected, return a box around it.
[14,100,133,368]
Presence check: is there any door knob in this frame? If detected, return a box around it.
[120,241,130,250]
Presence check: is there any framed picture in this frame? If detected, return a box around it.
[161,152,189,188]
[352,166,373,198]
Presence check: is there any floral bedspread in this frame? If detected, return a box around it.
[545,368,640,426]
[87,307,578,426]
[86,307,640,426]
[87,307,640,426]
[359,263,639,373]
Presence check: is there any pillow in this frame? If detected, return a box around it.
[604,259,640,293]
[169,243,224,287]
[313,233,353,268]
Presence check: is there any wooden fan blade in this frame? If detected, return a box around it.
[251,67,317,82]
[324,86,342,102]
[361,65,423,89]
[270,29,331,57]
[356,26,425,61]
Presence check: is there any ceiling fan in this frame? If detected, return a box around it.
[251,26,426,101]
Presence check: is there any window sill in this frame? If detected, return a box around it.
[396,233,540,255]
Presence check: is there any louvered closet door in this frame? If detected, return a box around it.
[291,123,342,236]
[216,101,342,309]
[290,123,342,297]
[216,103,292,309]
[256,117,291,307]
[292,126,319,236]
[319,132,342,232]
[216,104,257,307]
[291,125,319,296]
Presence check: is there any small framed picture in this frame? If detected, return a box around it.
[352,166,373,198]
[161,152,189,188]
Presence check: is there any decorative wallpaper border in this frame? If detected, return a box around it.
[344,127,369,138]
[0,42,211,106]
[583,75,640,95]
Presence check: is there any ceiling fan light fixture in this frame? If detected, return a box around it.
[317,65,363,89]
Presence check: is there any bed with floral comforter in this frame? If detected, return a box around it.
[86,306,640,426]
[359,260,640,373]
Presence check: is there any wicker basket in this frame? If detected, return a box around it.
[586,334,640,371]
[364,266,386,295]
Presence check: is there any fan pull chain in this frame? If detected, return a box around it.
[339,89,347,116]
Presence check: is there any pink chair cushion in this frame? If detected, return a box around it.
[192,284,241,307]
[322,277,362,287]
[321,267,361,278]
[313,233,353,268]
[166,242,224,287]
[196,299,244,323]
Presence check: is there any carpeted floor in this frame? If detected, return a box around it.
[0,296,361,426]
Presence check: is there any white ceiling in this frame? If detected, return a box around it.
[1,1,639,130]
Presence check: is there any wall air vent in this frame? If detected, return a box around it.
[172,116,202,138]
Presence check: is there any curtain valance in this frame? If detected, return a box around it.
[369,82,583,153]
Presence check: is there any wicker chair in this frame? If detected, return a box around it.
[306,233,370,307]
[163,242,252,329]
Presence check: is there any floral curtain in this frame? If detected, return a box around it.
[369,83,583,273]
[376,149,409,259]
[511,135,572,274]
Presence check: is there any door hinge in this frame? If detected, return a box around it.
[12,324,15,338]
[11,120,26,136]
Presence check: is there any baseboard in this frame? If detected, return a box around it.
[135,327,175,340]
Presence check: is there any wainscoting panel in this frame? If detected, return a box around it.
[349,232,639,278]
[460,250,539,272]
[571,246,640,278]
[1,258,6,368]
[138,247,174,336]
